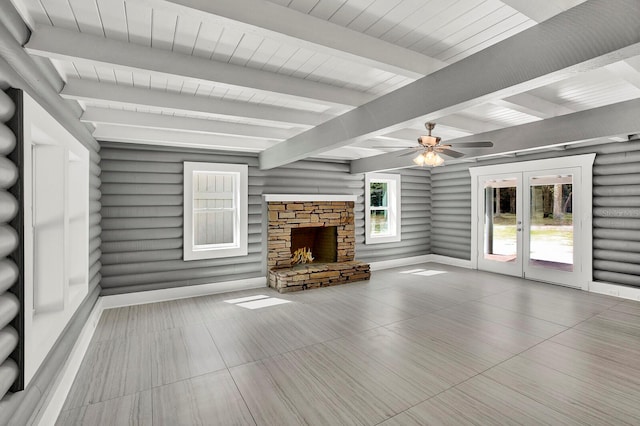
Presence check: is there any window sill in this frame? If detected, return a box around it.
[365,235,402,245]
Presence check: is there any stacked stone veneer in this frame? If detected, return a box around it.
[269,262,371,293]
[267,201,370,292]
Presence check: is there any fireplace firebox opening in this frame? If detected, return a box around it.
[291,226,337,263]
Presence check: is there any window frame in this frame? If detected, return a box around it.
[365,172,402,244]
[183,162,248,261]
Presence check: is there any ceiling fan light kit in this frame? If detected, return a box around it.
[413,150,445,167]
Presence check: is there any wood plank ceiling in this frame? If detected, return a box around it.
[9,0,640,168]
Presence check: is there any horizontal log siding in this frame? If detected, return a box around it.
[99,144,261,295]
[0,88,20,401]
[430,169,471,260]
[430,139,640,288]
[591,142,640,287]
[99,143,430,294]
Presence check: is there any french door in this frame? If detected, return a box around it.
[470,155,595,289]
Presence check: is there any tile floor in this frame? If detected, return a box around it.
[56,263,640,425]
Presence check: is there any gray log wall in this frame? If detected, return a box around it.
[99,142,430,295]
[430,139,640,288]
[431,167,471,260]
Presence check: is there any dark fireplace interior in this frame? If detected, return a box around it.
[291,226,337,263]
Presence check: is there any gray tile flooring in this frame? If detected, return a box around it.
[56,263,640,425]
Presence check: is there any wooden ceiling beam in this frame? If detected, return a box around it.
[26,25,372,107]
[259,0,640,170]
[61,79,329,127]
[81,107,298,140]
[134,0,445,78]
[93,124,275,151]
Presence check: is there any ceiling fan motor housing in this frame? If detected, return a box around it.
[419,135,439,146]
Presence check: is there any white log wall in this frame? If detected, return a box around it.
[99,142,431,295]
[0,87,102,424]
[0,88,19,403]
[0,2,98,421]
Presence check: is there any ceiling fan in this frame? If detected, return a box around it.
[379,122,494,166]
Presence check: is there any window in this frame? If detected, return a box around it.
[365,173,401,244]
[22,93,91,386]
[183,162,248,260]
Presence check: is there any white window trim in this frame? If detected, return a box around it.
[365,172,402,244]
[183,162,248,261]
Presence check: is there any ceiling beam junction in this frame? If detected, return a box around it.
[500,0,588,23]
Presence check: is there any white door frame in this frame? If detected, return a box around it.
[470,154,595,290]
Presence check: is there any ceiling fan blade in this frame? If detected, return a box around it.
[437,148,465,158]
[371,146,419,149]
[398,149,422,157]
[452,141,493,148]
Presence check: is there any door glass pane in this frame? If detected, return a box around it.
[529,174,573,271]
[483,178,518,262]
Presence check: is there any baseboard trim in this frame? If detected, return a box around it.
[369,254,473,271]
[589,281,640,301]
[101,277,268,309]
[369,255,433,271]
[36,297,104,426]
[427,254,473,269]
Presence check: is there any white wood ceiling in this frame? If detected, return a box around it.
[10,0,640,163]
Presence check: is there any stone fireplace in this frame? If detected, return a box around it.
[265,195,370,292]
